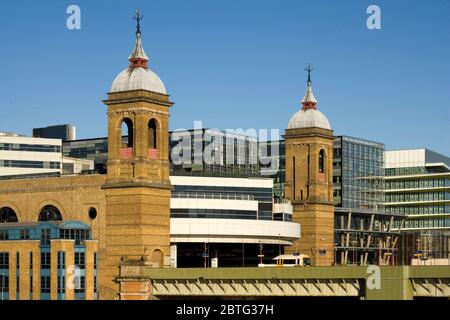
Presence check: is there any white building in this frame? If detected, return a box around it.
[0,132,94,178]
[0,132,62,178]
[169,176,300,267]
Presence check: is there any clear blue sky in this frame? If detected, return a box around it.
[0,0,449,155]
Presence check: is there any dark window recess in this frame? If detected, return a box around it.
[0,207,18,223]
[89,207,97,220]
[38,205,62,221]
[170,208,257,220]
[319,149,325,173]
[258,202,273,212]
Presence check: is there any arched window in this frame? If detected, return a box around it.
[121,118,134,148]
[38,205,62,222]
[0,207,18,223]
[319,149,325,173]
[148,119,157,149]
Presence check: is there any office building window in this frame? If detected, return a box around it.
[75,276,85,293]
[75,252,85,269]
[57,251,66,270]
[29,252,33,270]
[40,276,50,294]
[58,276,65,294]
[40,229,51,245]
[0,230,8,240]
[0,252,9,269]
[94,253,97,269]
[0,275,9,295]
[41,252,51,269]
[20,229,30,240]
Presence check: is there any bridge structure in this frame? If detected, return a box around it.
[115,263,450,300]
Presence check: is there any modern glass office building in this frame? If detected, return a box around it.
[332,136,404,265]
[169,128,259,178]
[333,136,385,211]
[63,137,109,174]
[384,149,450,264]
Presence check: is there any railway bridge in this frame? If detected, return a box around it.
[116,264,450,300]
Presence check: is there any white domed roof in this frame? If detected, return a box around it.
[288,108,331,130]
[110,67,166,94]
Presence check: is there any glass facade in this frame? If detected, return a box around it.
[172,184,274,220]
[384,149,450,264]
[0,143,61,153]
[334,136,385,211]
[169,129,259,178]
[63,137,108,173]
[259,140,285,198]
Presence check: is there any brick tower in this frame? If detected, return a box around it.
[284,65,334,266]
[101,11,173,298]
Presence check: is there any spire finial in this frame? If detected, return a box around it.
[301,64,318,109]
[129,10,149,69]
[133,9,143,34]
[305,63,313,84]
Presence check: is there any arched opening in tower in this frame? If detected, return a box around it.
[319,149,325,173]
[148,119,157,149]
[121,118,134,148]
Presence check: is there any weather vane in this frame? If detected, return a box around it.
[305,64,314,83]
[133,9,144,34]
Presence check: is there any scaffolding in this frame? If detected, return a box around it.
[334,207,406,266]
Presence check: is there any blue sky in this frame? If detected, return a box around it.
[0,0,449,154]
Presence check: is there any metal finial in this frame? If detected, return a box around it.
[305,64,314,83]
[133,9,144,34]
